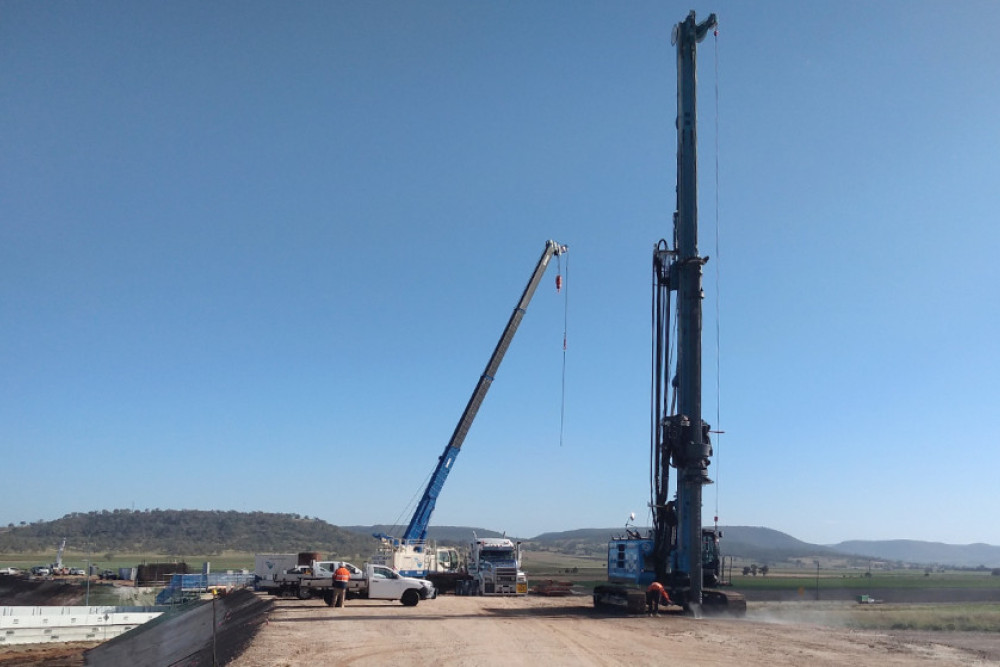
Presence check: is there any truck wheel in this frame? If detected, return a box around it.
[323,591,334,606]
[297,588,312,600]
[401,589,420,607]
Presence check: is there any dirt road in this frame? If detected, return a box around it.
[233,595,994,666]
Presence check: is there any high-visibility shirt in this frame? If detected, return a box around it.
[334,567,351,583]
[647,582,670,602]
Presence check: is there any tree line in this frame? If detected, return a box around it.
[0,509,375,557]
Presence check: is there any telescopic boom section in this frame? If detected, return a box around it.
[402,240,567,542]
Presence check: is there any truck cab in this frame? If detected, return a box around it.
[469,536,527,595]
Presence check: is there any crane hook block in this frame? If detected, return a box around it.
[555,274,562,293]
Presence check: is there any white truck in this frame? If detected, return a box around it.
[338,563,436,607]
[257,555,436,606]
[254,553,300,592]
[273,560,367,600]
[468,535,528,596]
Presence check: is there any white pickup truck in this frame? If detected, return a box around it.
[273,560,436,607]
[273,560,366,599]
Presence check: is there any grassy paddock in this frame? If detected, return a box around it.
[847,603,1000,632]
[521,551,606,588]
[6,548,602,575]
[0,551,256,572]
[752,601,1000,633]
[732,570,1000,591]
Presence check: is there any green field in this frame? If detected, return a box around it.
[753,601,1000,633]
[848,603,1000,632]
[0,551,256,572]
[731,569,1000,592]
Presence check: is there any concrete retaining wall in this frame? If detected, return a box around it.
[0,605,162,645]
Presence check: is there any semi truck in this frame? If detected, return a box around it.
[468,535,527,596]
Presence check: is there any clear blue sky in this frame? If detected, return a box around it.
[3,1,998,546]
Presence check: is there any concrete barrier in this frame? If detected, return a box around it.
[0,605,162,645]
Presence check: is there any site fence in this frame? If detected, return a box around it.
[155,573,256,605]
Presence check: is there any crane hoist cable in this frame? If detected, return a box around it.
[712,22,723,525]
[557,251,569,446]
[386,467,435,538]
[650,240,674,522]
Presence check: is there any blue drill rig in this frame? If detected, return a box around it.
[592,11,745,617]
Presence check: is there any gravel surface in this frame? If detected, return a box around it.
[233,594,994,666]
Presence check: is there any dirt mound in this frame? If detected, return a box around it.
[0,578,83,606]
[0,641,95,666]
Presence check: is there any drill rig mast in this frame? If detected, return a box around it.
[593,10,745,616]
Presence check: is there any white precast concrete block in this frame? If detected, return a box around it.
[0,606,162,645]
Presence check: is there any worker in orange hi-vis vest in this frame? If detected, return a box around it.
[331,565,351,608]
[646,581,671,615]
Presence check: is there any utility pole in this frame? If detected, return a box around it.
[85,542,93,607]
[815,561,821,601]
[85,530,107,607]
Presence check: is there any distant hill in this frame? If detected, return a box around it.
[830,540,1000,568]
[4,513,997,568]
[532,528,618,542]
[0,510,374,558]
[525,526,839,563]
[527,528,620,558]
[527,526,1000,568]
[719,526,840,563]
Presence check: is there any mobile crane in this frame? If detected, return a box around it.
[50,538,68,575]
[374,240,566,592]
[592,11,745,616]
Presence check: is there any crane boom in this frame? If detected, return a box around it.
[402,240,567,542]
[56,537,66,570]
